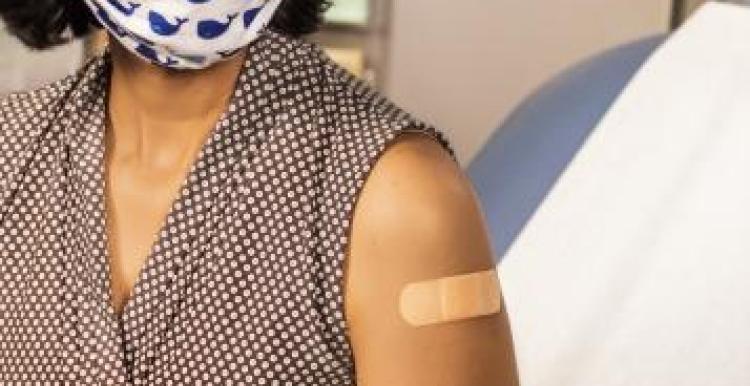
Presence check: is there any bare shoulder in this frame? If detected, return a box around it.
[344,131,518,385]
[347,131,492,277]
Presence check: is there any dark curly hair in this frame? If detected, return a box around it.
[0,0,332,50]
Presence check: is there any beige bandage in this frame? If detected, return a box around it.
[399,268,503,327]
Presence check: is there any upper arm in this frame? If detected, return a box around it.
[344,132,519,386]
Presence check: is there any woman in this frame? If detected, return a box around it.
[0,0,518,384]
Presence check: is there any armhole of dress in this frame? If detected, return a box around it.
[315,48,461,382]
[323,121,459,382]
[390,124,459,166]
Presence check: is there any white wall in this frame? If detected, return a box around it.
[0,25,84,96]
[384,0,672,166]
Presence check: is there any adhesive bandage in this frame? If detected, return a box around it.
[398,268,503,327]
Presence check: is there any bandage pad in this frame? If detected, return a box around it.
[399,268,503,327]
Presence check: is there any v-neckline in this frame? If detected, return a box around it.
[57,30,290,382]
[94,46,255,324]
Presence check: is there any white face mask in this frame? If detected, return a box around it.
[83,0,283,70]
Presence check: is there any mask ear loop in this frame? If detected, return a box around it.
[399,268,504,327]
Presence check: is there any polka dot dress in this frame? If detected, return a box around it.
[0,30,457,384]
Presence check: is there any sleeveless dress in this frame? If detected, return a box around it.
[0,30,458,384]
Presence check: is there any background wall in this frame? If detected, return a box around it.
[0,24,83,96]
[384,0,672,165]
[1,0,674,166]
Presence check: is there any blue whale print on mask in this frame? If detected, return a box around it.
[126,29,155,46]
[217,47,242,58]
[173,52,208,64]
[149,11,189,35]
[92,5,128,37]
[82,0,282,69]
[197,13,238,39]
[136,43,179,67]
[107,0,140,16]
[243,7,262,28]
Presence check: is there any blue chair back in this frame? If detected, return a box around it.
[467,35,666,262]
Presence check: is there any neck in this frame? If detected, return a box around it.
[105,35,247,165]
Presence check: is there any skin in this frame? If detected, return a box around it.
[345,132,519,385]
[103,30,519,384]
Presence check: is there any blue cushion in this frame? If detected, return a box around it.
[467,35,666,262]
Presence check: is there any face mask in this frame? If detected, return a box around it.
[83,0,283,70]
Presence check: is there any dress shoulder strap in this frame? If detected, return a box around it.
[0,55,105,221]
